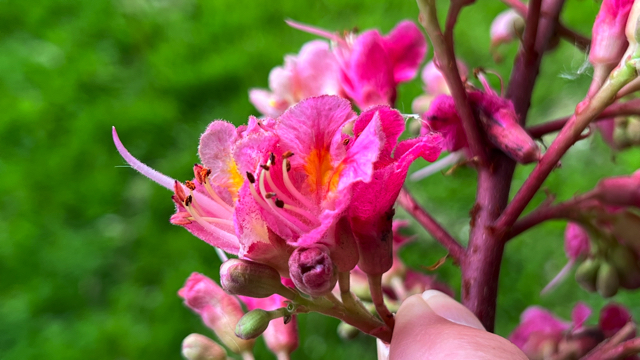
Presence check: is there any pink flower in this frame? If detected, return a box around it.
[599,303,634,338]
[595,170,640,208]
[565,223,591,261]
[249,40,342,117]
[178,273,254,355]
[509,306,572,359]
[238,96,385,272]
[490,9,524,50]
[349,107,442,275]
[411,59,468,114]
[590,0,634,68]
[288,20,427,109]
[113,123,293,274]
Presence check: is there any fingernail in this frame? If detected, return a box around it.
[421,290,485,330]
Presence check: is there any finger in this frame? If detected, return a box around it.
[388,290,527,360]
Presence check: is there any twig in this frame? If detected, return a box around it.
[495,55,639,234]
[397,188,465,263]
[367,274,395,329]
[416,0,489,166]
[527,98,640,138]
[500,0,590,51]
[444,0,475,49]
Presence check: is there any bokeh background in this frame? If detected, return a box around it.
[3,0,640,358]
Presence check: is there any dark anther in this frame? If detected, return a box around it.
[185,180,196,190]
[260,164,270,171]
[246,172,256,184]
[275,199,285,208]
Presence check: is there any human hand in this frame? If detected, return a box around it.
[378,290,527,360]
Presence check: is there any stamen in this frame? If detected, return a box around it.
[184,202,238,243]
[196,217,235,226]
[265,169,296,205]
[269,152,276,165]
[282,203,321,225]
[265,192,277,199]
[260,164,270,171]
[283,151,294,159]
[281,159,316,209]
[185,195,193,207]
[247,172,256,184]
[286,160,291,172]
[275,199,285,208]
[259,168,309,233]
[185,181,196,190]
[342,138,350,145]
[201,178,235,214]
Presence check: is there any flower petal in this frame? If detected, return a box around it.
[382,21,427,83]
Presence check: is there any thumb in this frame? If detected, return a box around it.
[384,290,527,360]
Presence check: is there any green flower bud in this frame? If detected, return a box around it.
[220,259,295,299]
[609,246,640,289]
[597,262,620,298]
[235,309,274,340]
[575,258,601,292]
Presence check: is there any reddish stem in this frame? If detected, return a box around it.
[500,0,590,50]
[460,0,566,331]
[527,98,640,138]
[397,188,465,263]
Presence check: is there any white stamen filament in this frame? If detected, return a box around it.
[195,217,235,227]
[202,180,234,214]
[410,151,466,181]
[282,204,321,226]
[184,203,238,241]
[258,168,309,233]
[265,169,296,205]
[281,159,316,209]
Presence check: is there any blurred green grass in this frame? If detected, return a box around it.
[2,0,638,358]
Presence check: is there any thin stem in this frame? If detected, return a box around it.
[500,0,590,51]
[507,196,599,240]
[581,322,639,360]
[495,58,639,234]
[241,352,255,360]
[527,98,640,138]
[416,0,489,165]
[397,188,465,263]
[367,274,395,329]
[444,0,474,49]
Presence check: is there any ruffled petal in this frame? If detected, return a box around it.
[382,21,427,83]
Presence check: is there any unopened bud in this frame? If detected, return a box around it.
[591,0,634,68]
[597,261,620,298]
[337,322,360,340]
[565,223,591,261]
[236,309,278,340]
[351,209,395,276]
[178,273,254,354]
[181,334,227,360]
[557,328,605,358]
[609,245,640,289]
[599,303,633,337]
[490,9,525,55]
[625,0,640,47]
[595,173,640,208]
[612,211,640,254]
[220,259,295,299]
[473,92,540,164]
[576,258,601,292]
[289,244,337,296]
[420,60,468,96]
[331,217,360,272]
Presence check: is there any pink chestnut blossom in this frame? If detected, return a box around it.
[509,303,591,360]
[288,20,427,109]
[237,96,386,273]
[249,40,342,117]
[590,0,634,80]
[349,106,442,275]
[113,122,294,275]
[178,273,254,355]
[490,9,524,51]
[411,59,468,114]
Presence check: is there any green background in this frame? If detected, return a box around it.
[2,0,639,358]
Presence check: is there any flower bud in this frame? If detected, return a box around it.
[178,273,254,354]
[595,173,640,208]
[263,314,299,358]
[220,259,295,299]
[590,0,634,89]
[611,211,640,254]
[331,216,360,272]
[473,92,540,164]
[625,0,640,47]
[490,9,525,54]
[235,309,275,340]
[599,303,634,338]
[575,258,601,292]
[608,246,640,289]
[565,223,591,261]
[596,261,620,298]
[181,334,227,360]
[557,328,604,358]
[288,244,337,296]
[420,60,468,96]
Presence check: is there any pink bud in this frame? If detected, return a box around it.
[178,273,254,354]
[288,244,337,296]
[351,209,394,276]
[595,173,640,208]
[420,60,468,96]
[490,9,525,49]
[330,216,360,272]
[181,333,227,360]
[564,223,591,261]
[599,303,634,338]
